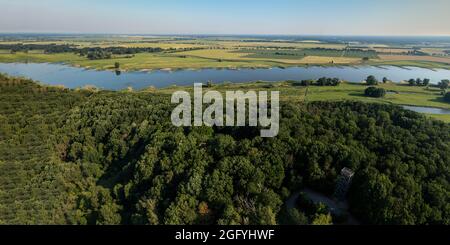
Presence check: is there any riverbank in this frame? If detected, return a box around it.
[2,62,450,90]
[1,62,449,122]
[286,189,360,225]
[153,81,450,123]
[1,51,449,71]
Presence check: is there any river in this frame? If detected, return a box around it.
[402,105,450,115]
[0,62,450,90]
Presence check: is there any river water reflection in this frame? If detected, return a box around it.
[1,62,450,90]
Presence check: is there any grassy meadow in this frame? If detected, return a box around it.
[150,81,450,123]
[1,36,449,70]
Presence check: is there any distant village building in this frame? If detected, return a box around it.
[334,167,355,201]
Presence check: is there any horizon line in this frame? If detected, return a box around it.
[1,32,450,38]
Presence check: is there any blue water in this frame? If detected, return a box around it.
[402,106,450,115]
[1,62,450,90]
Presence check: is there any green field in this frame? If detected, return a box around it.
[236,48,378,59]
[367,59,450,70]
[0,51,296,70]
[152,81,450,123]
[1,36,449,70]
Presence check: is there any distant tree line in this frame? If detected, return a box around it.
[0,44,75,53]
[438,79,449,91]
[76,47,164,56]
[0,43,204,60]
[444,92,450,103]
[407,50,428,56]
[408,78,431,87]
[293,77,341,87]
[274,52,298,56]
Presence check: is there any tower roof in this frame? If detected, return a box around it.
[341,167,355,178]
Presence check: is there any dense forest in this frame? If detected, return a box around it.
[0,75,449,225]
[77,47,165,60]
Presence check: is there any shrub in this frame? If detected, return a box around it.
[292,78,340,87]
[366,75,379,85]
[365,87,386,98]
[444,92,450,103]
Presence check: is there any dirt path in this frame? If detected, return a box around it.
[286,188,360,225]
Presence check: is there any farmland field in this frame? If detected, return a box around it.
[1,35,449,70]
[379,55,450,63]
[236,48,377,59]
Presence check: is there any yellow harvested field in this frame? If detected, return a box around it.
[379,55,450,63]
[105,42,207,49]
[175,49,250,59]
[210,41,346,49]
[367,44,390,48]
[298,40,322,43]
[0,40,207,50]
[421,48,449,55]
[298,56,361,64]
[0,41,72,45]
[174,49,361,65]
[174,49,298,64]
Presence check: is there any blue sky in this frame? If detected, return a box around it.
[1,0,449,35]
